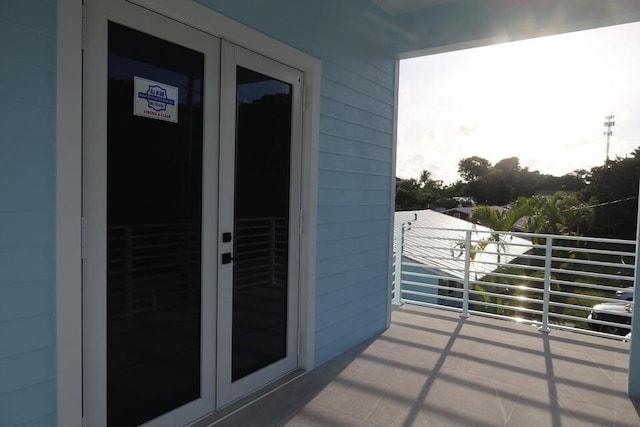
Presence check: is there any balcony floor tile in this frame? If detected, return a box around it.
[211,305,640,427]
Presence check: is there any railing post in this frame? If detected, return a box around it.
[393,222,404,306]
[539,236,552,333]
[461,230,471,318]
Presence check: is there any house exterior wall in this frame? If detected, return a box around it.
[195,0,399,364]
[400,256,439,305]
[0,1,58,426]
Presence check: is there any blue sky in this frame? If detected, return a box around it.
[397,21,640,184]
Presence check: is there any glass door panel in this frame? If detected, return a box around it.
[107,22,203,426]
[232,67,293,381]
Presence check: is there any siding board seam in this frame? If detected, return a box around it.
[0,313,52,328]
[317,231,389,244]
[0,377,55,398]
[0,311,55,325]
[318,167,389,178]
[324,57,395,85]
[322,76,394,107]
[0,244,54,251]
[315,302,387,345]
[320,112,393,136]
[317,267,388,293]
[319,148,392,164]
[320,130,392,150]
[317,215,390,226]
[0,278,52,288]
[316,258,387,279]
[317,278,387,310]
[14,412,56,427]
[0,172,56,178]
[318,203,390,210]
[319,185,389,191]
[320,95,393,121]
[317,244,389,262]
[0,93,56,110]
[0,18,56,38]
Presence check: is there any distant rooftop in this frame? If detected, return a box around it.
[394,209,533,280]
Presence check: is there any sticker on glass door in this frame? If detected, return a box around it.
[133,76,179,122]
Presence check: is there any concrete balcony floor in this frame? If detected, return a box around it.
[213,305,639,426]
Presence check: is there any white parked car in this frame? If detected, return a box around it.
[587,302,632,335]
[616,286,634,301]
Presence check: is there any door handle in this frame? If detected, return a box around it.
[222,252,234,264]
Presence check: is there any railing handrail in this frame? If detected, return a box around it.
[393,223,636,340]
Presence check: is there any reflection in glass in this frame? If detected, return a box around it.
[107,22,203,426]
[232,66,292,381]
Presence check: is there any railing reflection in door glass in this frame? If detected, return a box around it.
[107,218,288,318]
[108,223,201,319]
[392,223,635,339]
[234,217,288,290]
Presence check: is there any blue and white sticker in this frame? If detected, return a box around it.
[134,76,178,123]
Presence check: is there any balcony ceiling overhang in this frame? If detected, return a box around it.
[362,0,640,58]
[371,0,458,16]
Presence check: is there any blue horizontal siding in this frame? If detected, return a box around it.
[317,204,390,225]
[317,218,389,241]
[320,114,392,147]
[319,170,390,191]
[0,281,54,324]
[0,380,56,427]
[316,261,388,297]
[319,152,391,176]
[315,301,388,364]
[321,134,391,162]
[320,97,393,134]
[323,61,394,104]
[0,1,57,425]
[316,282,387,331]
[318,188,390,208]
[317,234,388,261]
[321,79,394,119]
[0,20,55,69]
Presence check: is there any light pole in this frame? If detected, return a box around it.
[604,114,615,163]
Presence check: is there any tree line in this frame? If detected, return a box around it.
[396,147,640,239]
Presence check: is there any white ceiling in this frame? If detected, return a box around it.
[371,0,457,15]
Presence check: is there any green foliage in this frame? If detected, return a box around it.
[582,154,640,239]
[396,146,639,238]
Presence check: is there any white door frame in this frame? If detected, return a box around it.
[57,1,320,426]
[217,41,303,407]
[82,0,220,425]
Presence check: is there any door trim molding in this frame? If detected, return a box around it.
[56,0,83,426]
[56,1,320,425]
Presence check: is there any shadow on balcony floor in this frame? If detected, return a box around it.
[210,305,640,426]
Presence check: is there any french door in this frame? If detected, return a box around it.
[216,42,303,407]
[83,1,302,425]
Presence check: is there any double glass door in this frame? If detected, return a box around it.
[83,1,302,425]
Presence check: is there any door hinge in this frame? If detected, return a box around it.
[297,329,302,357]
[81,216,87,259]
[81,3,87,51]
[302,85,307,113]
[299,209,304,236]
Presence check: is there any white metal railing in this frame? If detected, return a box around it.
[392,223,636,339]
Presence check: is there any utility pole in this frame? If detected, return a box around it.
[604,114,615,163]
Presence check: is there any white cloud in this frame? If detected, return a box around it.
[398,21,640,183]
